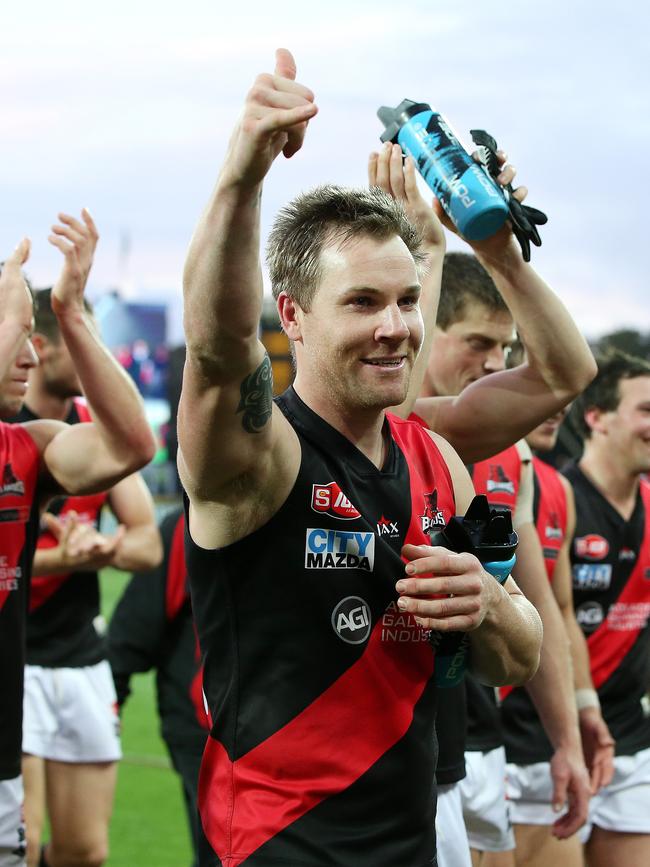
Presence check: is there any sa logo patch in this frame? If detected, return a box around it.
[311,482,361,520]
[575,534,609,561]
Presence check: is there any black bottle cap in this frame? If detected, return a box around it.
[377,99,432,143]
[438,495,518,563]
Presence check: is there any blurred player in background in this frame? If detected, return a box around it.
[108,506,208,867]
[0,213,155,867]
[11,288,161,867]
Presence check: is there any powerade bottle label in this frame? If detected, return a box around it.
[378,101,509,241]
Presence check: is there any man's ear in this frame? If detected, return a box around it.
[30,332,49,359]
[584,406,608,436]
[277,293,303,343]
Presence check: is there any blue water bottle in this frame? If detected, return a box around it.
[377,100,509,241]
[429,495,518,687]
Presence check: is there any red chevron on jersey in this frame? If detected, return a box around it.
[588,480,650,689]
[165,513,209,732]
[198,615,435,867]
[533,456,568,583]
[165,515,188,621]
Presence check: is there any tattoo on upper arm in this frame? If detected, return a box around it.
[236,354,273,433]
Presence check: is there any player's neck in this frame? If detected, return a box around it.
[579,445,639,520]
[293,381,388,469]
[24,381,74,422]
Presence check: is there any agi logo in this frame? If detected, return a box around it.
[305,528,375,571]
[331,596,371,644]
[311,482,360,520]
[576,601,604,633]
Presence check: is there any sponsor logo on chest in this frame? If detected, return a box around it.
[486,464,515,495]
[376,515,400,538]
[311,482,361,520]
[575,534,609,561]
[305,528,375,571]
[331,596,372,644]
[545,512,563,540]
[576,600,604,632]
[420,490,446,534]
[573,563,612,591]
[0,463,25,497]
[619,547,636,562]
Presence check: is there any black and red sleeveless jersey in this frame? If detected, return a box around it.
[565,465,650,755]
[187,388,456,867]
[464,444,523,752]
[0,421,40,779]
[13,400,109,667]
[108,507,208,753]
[501,457,568,764]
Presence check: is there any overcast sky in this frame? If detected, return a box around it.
[2,0,647,342]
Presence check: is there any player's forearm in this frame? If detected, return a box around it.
[31,546,73,576]
[524,594,582,750]
[470,586,542,686]
[56,308,155,469]
[563,606,596,691]
[476,248,596,398]
[183,179,264,371]
[111,524,163,572]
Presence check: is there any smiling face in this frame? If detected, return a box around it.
[587,375,650,475]
[426,300,516,397]
[282,233,423,415]
[0,336,39,418]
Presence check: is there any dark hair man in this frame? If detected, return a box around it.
[13,288,162,867]
[502,408,614,867]
[0,213,155,867]
[556,351,650,867]
[178,49,542,867]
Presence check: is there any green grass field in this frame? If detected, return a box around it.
[101,568,194,867]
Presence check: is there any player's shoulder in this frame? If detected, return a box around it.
[18,418,68,455]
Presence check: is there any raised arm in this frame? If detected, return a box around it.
[24,210,155,494]
[0,239,34,380]
[414,160,596,461]
[178,49,317,547]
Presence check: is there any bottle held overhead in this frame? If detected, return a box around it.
[377,99,509,241]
